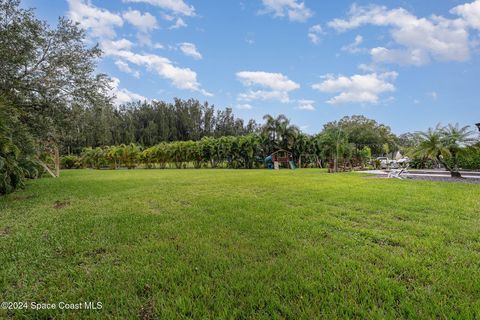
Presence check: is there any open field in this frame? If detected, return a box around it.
[1,169,480,319]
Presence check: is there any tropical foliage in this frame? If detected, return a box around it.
[0,98,39,194]
[412,124,477,177]
[315,116,397,171]
[81,136,266,170]
[76,117,405,172]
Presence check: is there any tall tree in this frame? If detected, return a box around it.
[261,114,297,154]
[0,0,110,175]
[331,115,397,156]
[316,123,352,172]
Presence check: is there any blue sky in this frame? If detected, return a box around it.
[24,0,480,134]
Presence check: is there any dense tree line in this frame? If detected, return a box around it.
[63,116,480,179]
[63,114,400,171]
[60,100,259,154]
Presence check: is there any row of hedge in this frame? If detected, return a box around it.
[66,136,275,170]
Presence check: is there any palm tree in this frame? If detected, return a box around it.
[155,143,169,169]
[261,114,278,142]
[239,134,262,168]
[441,124,477,172]
[277,121,299,152]
[261,114,280,153]
[415,124,476,178]
[261,114,297,154]
[106,145,123,169]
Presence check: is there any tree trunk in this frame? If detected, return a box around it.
[38,160,57,178]
[436,155,462,178]
[450,171,462,178]
[451,151,462,178]
[54,145,60,177]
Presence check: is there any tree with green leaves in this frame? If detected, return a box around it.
[261,114,299,154]
[316,123,353,172]
[0,98,39,194]
[414,124,477,178]
[0,0,110,178]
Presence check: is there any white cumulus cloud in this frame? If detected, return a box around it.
[237,104,253,110]
[122,9,158,32]
[123,0,195,16]
[237,71,300,91]
[101,38,134,53]
[69,0,208,96]
[260,0,313,22]
[178,42,202,60]
[297,99,315,110]
[451,0,480,30]
[308,24,323,44]
[312,72,398,105]
[109,77,147,105]
[114,60,140,78]
[342,35,364,53]
[103,46,210,96]
[238,90,291,103]
[136,33,164,49]
[67,0,123,38]
[236,71,300,103]
[169,18,187,29]
[328,4,472,65]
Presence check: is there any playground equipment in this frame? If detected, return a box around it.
[265,150,296,169]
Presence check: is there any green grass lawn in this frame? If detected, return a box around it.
[1,169,480,319]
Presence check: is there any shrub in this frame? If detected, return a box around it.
[0,98,38,195]
[409,158,436,169]
[445,146,480,170]
[410,146,480,170]
[61,155,82,169]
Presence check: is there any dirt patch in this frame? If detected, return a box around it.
[138,299,156,320]
[138,285,157,320]
[147,200,163,214]
[371,237,402,247]
[84,247,107,257]
[53,200,70,209]
[0,226,12,236]
[139,284,152,298]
